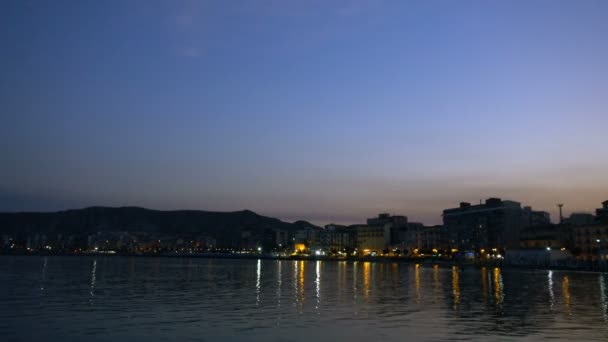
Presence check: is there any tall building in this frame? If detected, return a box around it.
[523,206,551,227]
[443,198,530,251]
[354,224,391,254]
[565,213,596,226]
[399,222,423,252]
[573,223,608,260]
[321,224,354,254]
[419,225,446,251]
[294,226,321,250]
[366,213,408,245]
[597,201,608,223]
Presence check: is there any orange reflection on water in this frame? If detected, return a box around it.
[293,260,305,308]
[562,275,571,315]
[299,260,305,304]
[433,264,439,290]
[363,262,371,300]
[452,266,460,307]
[392,263,398,286]
[481,266,488,303]
[494,267,503,305]
[415,264,421,302]
[338,261,345,296]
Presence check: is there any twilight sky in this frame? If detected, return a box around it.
[1,0,607,225]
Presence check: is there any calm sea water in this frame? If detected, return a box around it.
[1,256,608,341]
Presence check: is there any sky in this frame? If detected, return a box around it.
[1,0,607,225]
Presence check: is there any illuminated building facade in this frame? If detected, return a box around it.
[354,224,391,254]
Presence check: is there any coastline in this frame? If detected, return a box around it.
[3,251,607,273]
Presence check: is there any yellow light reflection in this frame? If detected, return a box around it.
[562,275,571,315]
[415,264,421,302]
[299,260,305,305]
[363,261,371,301]
[481,266,488,304]
[433,264,440,291]
[452,266,460,308]
[494,267,503,305]
[391,263,398,288]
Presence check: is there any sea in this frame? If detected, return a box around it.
[2,256,608,341]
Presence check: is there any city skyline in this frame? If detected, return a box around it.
[2,0,607,226]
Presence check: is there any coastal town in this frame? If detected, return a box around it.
[2,198,608,269]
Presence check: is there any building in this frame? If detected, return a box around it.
[597,201,608,223]
[443,198,535,252]
[572,223,608,260]
[420,225,446,251]
[275,230,289,248]
[519,224,569,250]
[523,207,551,227]
[565,213,596,226]
[366,213,408,245]
[294,226,321,250]
[399,222,423,253]
[320,224,354,254]
[354,224,391,254]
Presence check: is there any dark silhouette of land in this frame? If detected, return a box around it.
[0,206,319,252]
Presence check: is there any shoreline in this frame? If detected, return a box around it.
[2,251,607,273]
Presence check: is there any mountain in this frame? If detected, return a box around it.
[0,207,320,245]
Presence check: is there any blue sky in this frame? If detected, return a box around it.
[1,0,607,225]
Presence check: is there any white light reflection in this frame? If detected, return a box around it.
[256,259,261,306]
[600,274,608,322]
[40,257,48,292]
[353,261,358,301]
[277,261,282,309]
[315,260,321,310]
[90,259,97,298]
[548,270,554,311]
[293,260,298,306]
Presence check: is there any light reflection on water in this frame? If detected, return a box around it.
[2,256,608,341]
[452,266,460,308]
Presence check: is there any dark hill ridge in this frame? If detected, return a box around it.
[0,207,320,239]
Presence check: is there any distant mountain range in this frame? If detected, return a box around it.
[0,207,320,243]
